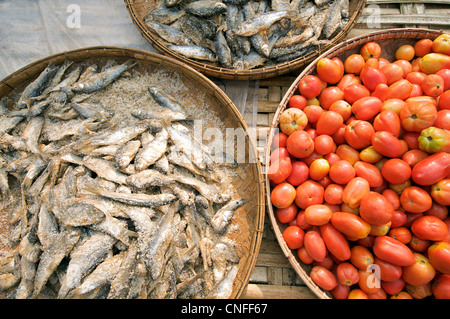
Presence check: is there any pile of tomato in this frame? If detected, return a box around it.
[268,34,450,299]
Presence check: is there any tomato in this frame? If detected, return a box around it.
[354,161,384,188]
[372,236,415,266]
[371,83,389,102]
[324,152,340,167]
[431,179,450,205]
[400,186,433,213]
[391,210,407,228]
[387,79,414,100]
[344,120,375,150]
[302,151,323,166]
[316,111,344,136]
[282,225,305,249]
[405,283,433,299]
[279,107,308,135]
[402,149,429,167]
[348,288,369,299]
[422,74,445,97]
[414,38,433,57]
[389,227,412,245]
[344,83,370,104]
[371,131,403,158]
[418,127,450,153]
[374,257,402,282]
[390,291,413,299]
[370,222,391,236]
[321,224,351,261]
[286,160,309,186]
[438,91,450,111]
[336,262,359,286]
[360,42,381,61]
[268,157,292,185]
[270,182,296,208]
[395,44,415,61]
[382,98,406,115]
[270,146,289,164]
[314,134,336,156]
[381,63,404,86]
[432,274,450,299]
[329,160,355,185]
[298,75,322,99]
[324,183,344,205]
[382,278,405,295]
[318,86,344,109]
[405,71,427,85]
[337,73,361,92]
[316,57,344,84]
[410,235,431,253]
[419,53,450,74]
[393,59,413,77]
[350,245,374,270]
[436,69,450,90]
[288,94,307,110]
[360,67,387,92]
[304,204,332,226]
[297,246,314,264]
[303,104,324,124]
[336,144,360,165]
[411,215,448,241]
[331,212,371,240]
[373,110,401,138]
[432,33,450,55]
[286,130,314,159]
[272,132,288,149]
[313,254,334,269]
[382,189,400,210]
[360,146,383,164]
[276,203,298,224]
[351,96,382,121]
[304,231,328,262]
[344,54,365,75]
[402,253,436,286]
[296,211,312,231]
[434,110,450,130]
[295,180,324,209]
[412,152,450,186]
[424,202,448,220]
[358,269,381,295]
[310,265,338,291]
[309,158,330,181]
[341,177,370,209]
[331,283,350,299]
[381,158,412,185]
[359,191,394,225]
[428,241,450,274]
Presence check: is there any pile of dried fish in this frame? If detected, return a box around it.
[144,0,350,69]
[0,59,249,299]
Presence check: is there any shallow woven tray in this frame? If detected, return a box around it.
[125,0,367,80]
[265,28,444,299]
[0,46,265,299]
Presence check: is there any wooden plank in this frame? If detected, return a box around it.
[366,0,450,4]
[240,284,318,299]
[358,14,450,26]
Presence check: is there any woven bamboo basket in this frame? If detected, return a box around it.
[124,0,367,80]
[0,46,265,299]
[265,28,444,299]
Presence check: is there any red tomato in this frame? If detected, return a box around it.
[304,204,332,226]
[350,245,374,270]
[309,158,330,181]
[389,227,412,244]
[296,211,312,231]
[438,90,450,110]
[414,38,433,57]
[316,111,344,136]
[382,98,406,115]
[316,57,344,84]
[372,236,415,266]
[329,160,355,185]
[371,83,390,101]
[412,152,450,186]
[298,75,322,99]
[360,67,387,91]
[405,71,427,85]
[432,274,450,299]
[434,110,450,130]
[336,262,360,286]
[297,246,314,264]
[374,257,402,282]
[381,63,404,85]
[295,180,324,209]
[279,108,308,135]
[344,83,370,104]
[324,183,344,205]
[411,215,448,241]
[351,96,382,121]
[286,130,314,159]
[270,182,296,208]
[329,100,352,121]
[402,149,429,167]
[402,253,436,287]
[436,69,450,90]
[304,231,328,262]
[359,191,394,225]
[373,110,401,137]
[371,131,403,158]
[286,161,309,186]
[331,283,350,299]
[276,203,298,224]
[391,210,407,228]
[344,120,375,150]
[424,202,448,220]
[337,73,361,92]
[387,79,414,100]
[382,189,401,210]
[422,74,445,97]
[344,54,365,74]
[314,134,336,155]
[360,42,381,61]
[431,179,450,206]
[400,186,433,213]
[342,177,370,208]
[410,235,431,253]
[270,146,289,164]
[320,223,351,261]
[348,289,369,299]
[331,212,371,240]
[318,86,344,109]
[399,100,437,132]
[381,158,412,185]
[428,241,450,274]
[310,266,338,291]
[382,278,405,295]
[303,104,324,123]
[268,156,292,185]
[272,132,288,149]
[336,144,360,165]
[288,94,307,110]
[393,59,413,76]
[354,161,384,188]
[282,225,305,249]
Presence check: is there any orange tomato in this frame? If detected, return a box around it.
[360,146,383,163]
[354,161,384,188]
[316,57,344,84]
[387,79,414,100]
[400,186,433,213]
[360,66,388,92]
[351,96,382,121]
[432,33,450,55]
[270,182,296,208]
[294,180,324,209]
[303,104,324,123]
[336,262,360,286]
[389,227,412,245]
[342,177,370,208]
[304,231,328,262]
[275,203,298,224]
[428,241,450,274]
[336,144,360,164]
[337,73,361,92]
[402,253,436,286]
[371,131,404,158]
[344,83,370,104]
[358,269,381,295]
[329,160,355,185]
[344,54,366,75]
[318,86,344,109]
[359,191,394,225]
[304,204,332,226]
[316,110,344,136]
[350,245,374,270]
[331,212,371,240]
[431,179,450,206]
[310,266,338,291]
[422,74,445,97]
[381,63,404,85]
[279,107,308,135]
[381,158,412,185]
[372,236,415,266]
[286,130,314,159]
[414,38,433,57]
[314,134,336,155]
[288,94,307,110]
[411,215,448,241]
[344,120,375,150]
[309,158,330,181]
[395,44,415,61]
[282,225,305,249]
[382,98,406,115]
[360,42,382,61]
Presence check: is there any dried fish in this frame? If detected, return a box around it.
[185,0,228,17]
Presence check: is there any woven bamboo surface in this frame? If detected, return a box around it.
[124,0,367,80]
[0,47,265,299]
